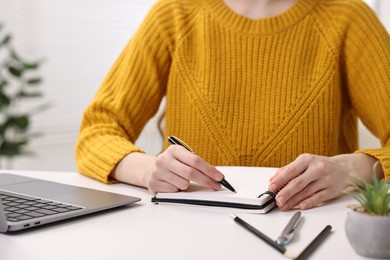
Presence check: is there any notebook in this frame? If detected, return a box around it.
[151,185,276,213]
[151,167,280,213]
[0,173,140,233]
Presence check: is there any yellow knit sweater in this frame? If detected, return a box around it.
[76,0,390,183]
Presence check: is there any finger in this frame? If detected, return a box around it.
[275,166,321,208]
[269,168,288,191]
[170,145,224,184]
[276,158,329,209]
[157,167,191,191]
[148,166,190,192]
[269,166,286,182]
[192,158,224,182]
[173,161,221,190]
[154,148,192,190]
[176,152,224,181]
[269,154,312,192]
[278,180,326,211]
[148,179,182,195]
[298,178,344,210]
[162,146,221,190]
[297,189,333,210]
[268,169,280,184]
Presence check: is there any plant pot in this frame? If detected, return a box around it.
[345,209,390,258]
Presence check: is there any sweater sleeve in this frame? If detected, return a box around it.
[75,2,173,183]
[341,2,390,179]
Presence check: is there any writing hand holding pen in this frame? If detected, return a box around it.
[135,135,232,194]
[168,136,236,193]
[109,134,235,194]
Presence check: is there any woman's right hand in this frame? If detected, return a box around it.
[111,147,224,194]
[146,145,224,194]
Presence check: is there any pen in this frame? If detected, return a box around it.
[230,214,295,259]
[168,135,236,193]
[276,211,302,246]
[295,225,332,260]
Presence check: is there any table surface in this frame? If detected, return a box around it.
[0,167,373,260]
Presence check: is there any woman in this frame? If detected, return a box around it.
[76,0,390,211]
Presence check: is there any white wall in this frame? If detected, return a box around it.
[0,0,388,171]
[1,0,159,146]
[358,0,388,149]
[1,0,159,171]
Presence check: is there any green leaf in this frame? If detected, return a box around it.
[347,171,390,215]
[0,93,11,109]
[0,125,6,136]
[8,115,29,130]
[26,78,42,85]
[10,49,42,70]
[10,48,22,62]
[23,62,40,70]
[17,91,43,98]
[0,139,28,157]
[0,79,8,89]
[0,34,11,47]
[8,66,24,77]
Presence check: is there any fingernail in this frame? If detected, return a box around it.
[270,184,277,192]
[215,173,224,182]
[300,202,307,210]
[277,196,285,204]
[281,203,289,211]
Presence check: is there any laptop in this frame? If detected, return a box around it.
[0,173,141,233]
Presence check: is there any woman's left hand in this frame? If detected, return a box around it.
[268,153,380,211]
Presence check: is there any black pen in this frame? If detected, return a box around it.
[230,214,295,259]
[295,225,332,260]
[168,135,236,193]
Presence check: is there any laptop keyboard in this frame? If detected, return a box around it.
[1,191,84,222]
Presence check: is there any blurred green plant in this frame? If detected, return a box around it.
[0,23,49,168]
[347,162,390,216]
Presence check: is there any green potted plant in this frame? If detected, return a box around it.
[345,161,390,258]
[0,23,49,169]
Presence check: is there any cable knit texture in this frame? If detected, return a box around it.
[76,0,390,183]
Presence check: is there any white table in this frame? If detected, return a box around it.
[0,167,371,260]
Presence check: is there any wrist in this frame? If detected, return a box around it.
[110,152,156,188]
[333,153,383,183]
